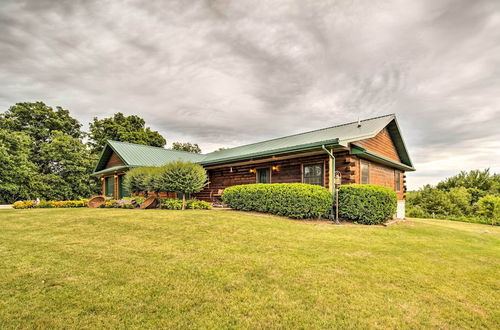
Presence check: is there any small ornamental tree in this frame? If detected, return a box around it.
[124,167,154,196]
[157,161,208,209]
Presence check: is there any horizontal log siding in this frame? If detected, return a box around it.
[353,157,405,200]
[193,154,331,201]
[105,152,124,168]
[353,127,401,162]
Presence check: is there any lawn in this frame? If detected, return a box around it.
[0,209,498,329]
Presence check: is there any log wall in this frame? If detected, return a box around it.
[193,153,331,201]
[353,127,401,162]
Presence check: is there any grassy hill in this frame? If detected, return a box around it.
[0,209,498,329]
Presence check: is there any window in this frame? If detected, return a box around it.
[118,175,130,198]
[361,162,370,184]
[303,164,323,186]
[257,168,270,183]
[395,171,401,191]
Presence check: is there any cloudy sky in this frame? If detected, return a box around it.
[1,0,499,189]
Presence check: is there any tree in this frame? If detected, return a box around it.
[171,142,202,154]
[89,113,166,154]
[214,147,227,152]
[437,169,496,192]
[156,161,208,209]
[37,131,98,200]
[0,102,98,201]
[477,195,500,225]
[0,130,39,203]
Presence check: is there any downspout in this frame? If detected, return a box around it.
[322,145,339,224]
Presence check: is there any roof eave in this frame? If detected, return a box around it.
[91,165,133,176]
[200,139,341,166]
[351,145,415,171]
[92,141,129,173]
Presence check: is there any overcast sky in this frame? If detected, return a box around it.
[1,0,499,189]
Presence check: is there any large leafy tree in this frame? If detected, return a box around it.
[38,131,98,200]
[0,130,39,203]
[89,113,166,154]
[171,142,202,154]
[0,102,98,201]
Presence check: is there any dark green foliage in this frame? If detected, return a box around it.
[0,102,99,202]
[37,131,98,201]
[475,195,499,225]
[89,112,166,155]
[0,102,83,145]
[222,183,332,219]
[407,169,500,225]
[171,142,202,154]
[338,185,397,225]
[0,130,39,203]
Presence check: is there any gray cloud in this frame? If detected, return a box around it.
[1,0,499,189]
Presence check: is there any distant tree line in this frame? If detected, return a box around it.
[407,169,500,225]
[0,102,204,204]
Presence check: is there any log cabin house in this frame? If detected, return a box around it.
[92,114,415,218]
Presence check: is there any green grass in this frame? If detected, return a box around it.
[0,209,498,329]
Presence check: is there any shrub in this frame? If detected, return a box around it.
[338,184,397,225]
[12,200,35,209]
[477,195,500,225]
[160,199,183,210]
[100,200,118,208]
[186,199,211,210]
[222,183,332,219]
[131,196,146,205]
[160,199,211,210]
[406,205,428,218]
[12,199,89,209]
[124,167,155,195]
[121,202,135,209]
[155,161,208,209]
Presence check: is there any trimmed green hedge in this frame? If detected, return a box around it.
[222,183,332,219]
[338,184,397,225]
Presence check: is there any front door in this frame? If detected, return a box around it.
[105,176,114,198]
[257,168,270,183]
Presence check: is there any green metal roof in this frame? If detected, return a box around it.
[200,114,412,166]
[92,140,205,175]
[92,114,414,175]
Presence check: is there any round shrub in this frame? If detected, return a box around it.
[124,167,155,195]
[338,184,397,225]
[222,183,332,219]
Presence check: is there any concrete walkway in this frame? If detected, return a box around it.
[0,205,12,209]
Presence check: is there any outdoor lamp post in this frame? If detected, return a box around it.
[334,171,342,224]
